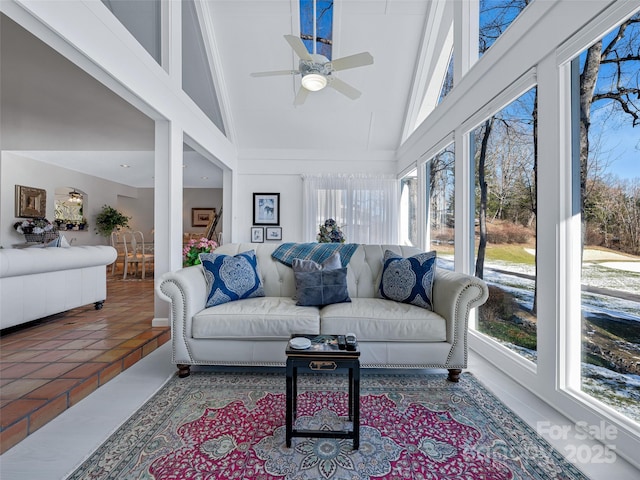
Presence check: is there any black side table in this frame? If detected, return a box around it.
[285,334,360,449]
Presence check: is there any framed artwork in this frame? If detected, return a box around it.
[265,227,282,241]
[15,185,47,218]
[251,226,264,243]
[192,208,216,227]
[253,193,280,225]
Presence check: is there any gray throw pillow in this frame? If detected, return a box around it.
[294,267,351,307]
[292,252,341,299]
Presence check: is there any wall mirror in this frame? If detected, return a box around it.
[54,187,87,230]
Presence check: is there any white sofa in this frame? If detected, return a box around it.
[0,245,117,330]
[157,243,488,381]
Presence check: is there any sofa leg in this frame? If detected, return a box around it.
[177,364,191,378]
[94,301,104,310]
[447,369,462,382]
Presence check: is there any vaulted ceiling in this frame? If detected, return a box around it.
[208,0,430,157]
[0,1,434,186]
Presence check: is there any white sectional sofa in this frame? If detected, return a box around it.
[158,243,488,381]
[0,245,117,330]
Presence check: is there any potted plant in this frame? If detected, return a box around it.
[317,218,346,243]
[95,205,130,237]
[182,237,218,267]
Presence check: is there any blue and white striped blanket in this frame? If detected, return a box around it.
[271,242,359,268]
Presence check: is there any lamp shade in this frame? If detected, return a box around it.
[301,73,327,92]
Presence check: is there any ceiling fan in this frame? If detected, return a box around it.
[250,32,373,106]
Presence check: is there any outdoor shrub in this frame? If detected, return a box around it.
[479,285,516,323]
[486,221,531,244]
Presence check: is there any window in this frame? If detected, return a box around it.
[101,0,161,63]
[479,0,531,55]
[427,145,455,269]
[400,169,418,247]
[299,0,333,59]
[437,53,454,104]
[472,87,538,363]
[182,0,226,134]
[303,174,398,244]
[571,14,640,422]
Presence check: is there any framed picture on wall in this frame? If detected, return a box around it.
[15,185,46,218]
[251,226,264,243]
[253,193,280,225]
[265,227,282,241]
[192,208,216,227]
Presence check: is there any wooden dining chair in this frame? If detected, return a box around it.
[122,231,154,279]
[110,230,125,275]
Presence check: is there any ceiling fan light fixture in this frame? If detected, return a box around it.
[301,73,327,91]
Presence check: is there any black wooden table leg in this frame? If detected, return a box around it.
[353,361,360,449]
[286,360,293,447]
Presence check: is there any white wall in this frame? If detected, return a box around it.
[236,174,303,243]
[236,157,396,243]
[0,155,223,248]
[118,188,153,241]
[182,188,223,236]
[0,152,136,247]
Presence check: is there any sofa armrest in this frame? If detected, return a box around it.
[156,265,208,364]
[432,268,489,366]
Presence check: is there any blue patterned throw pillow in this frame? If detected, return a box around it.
[379,250,437,310]
[199,250,265,307]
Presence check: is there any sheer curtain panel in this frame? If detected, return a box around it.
[302,174,399,244]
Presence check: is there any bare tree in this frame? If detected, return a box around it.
[579,15,640,250]
[475,118,494,279]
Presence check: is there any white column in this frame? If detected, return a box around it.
[453,0,479,84]
[222,167,236,243]
[153,119,184,325]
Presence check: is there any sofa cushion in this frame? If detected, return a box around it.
[320,298,447,342]
[294,268,351,307]
[379,250,437,310]
[319,298,446,342]
[200,250,265,307]
[192,297,319,339]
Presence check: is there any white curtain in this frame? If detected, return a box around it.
[302,174,399,244]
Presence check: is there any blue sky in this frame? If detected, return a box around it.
[299,0,333,59]
[479,1,638,181]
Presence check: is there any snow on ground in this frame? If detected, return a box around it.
[581,364,640,423]
[437,252,640,421]
[599,262,640,273]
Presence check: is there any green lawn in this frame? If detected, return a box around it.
[483,244,536,265]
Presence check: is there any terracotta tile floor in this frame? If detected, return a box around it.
[0,275,169,453]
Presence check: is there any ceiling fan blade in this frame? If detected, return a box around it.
[284,34,313,61]
[250,69,299,77]
[327,77,361,100]
[329,52,374,71]
[293,87,310,106]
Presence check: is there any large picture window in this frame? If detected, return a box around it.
[472,87,538,363]
[571,14,640,423]
[427,145,455,270]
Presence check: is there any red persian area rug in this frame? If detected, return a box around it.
[65,371,588,479]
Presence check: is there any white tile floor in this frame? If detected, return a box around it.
[1,343,638,480]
